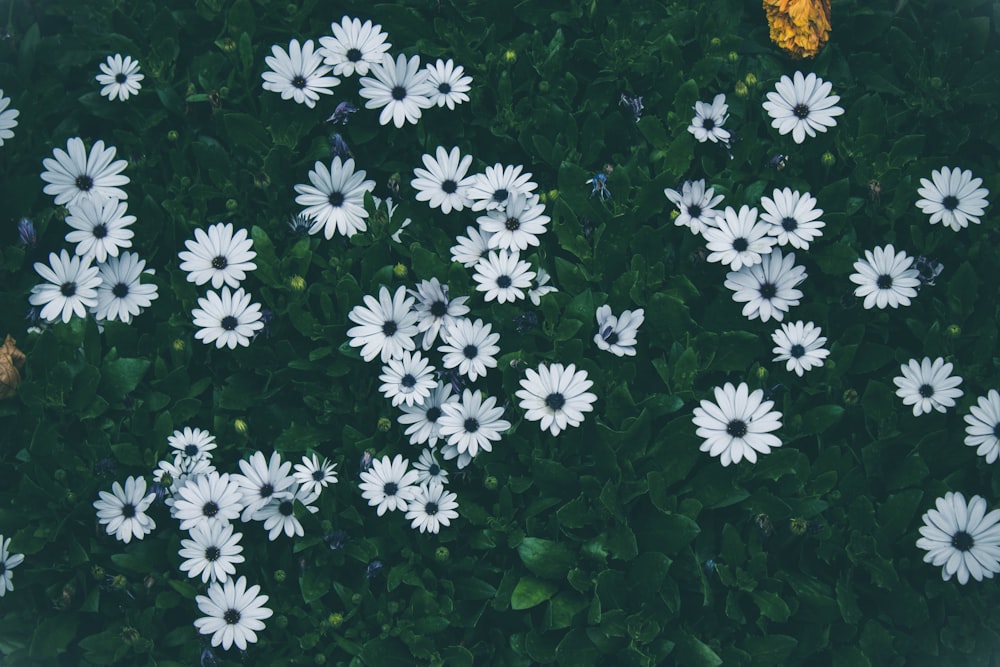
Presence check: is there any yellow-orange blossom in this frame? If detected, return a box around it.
[764,0,831,59]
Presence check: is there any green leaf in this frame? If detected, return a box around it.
[99,355,150,399]
[742,635,798,664]
[673,631,722,667]
[510,577,558,610]
[888,135,924,168]
[751,589,791,622]
[947,261,980,322]
[224,112,270,154]
[517,537,576,580]
[29,615,79,659]
[798,405,844,437]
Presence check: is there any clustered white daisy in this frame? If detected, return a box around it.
[594,305,645,357]
[96,53,144,102]
[664,179,724,235]
[915,166,990,232]
[261,39,339,108]
[762,71,844,144]
[0,535,25,597]
[893,357,964,417]
[692,382,783,466]
[916,492,1000,584]
[0,89,19,146]
[688,93,731,145]
[849,244,920,310]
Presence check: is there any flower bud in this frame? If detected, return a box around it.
[547,189,559,201]
[756,366,768,381]
[947,324,961,337]
[120,626,140,645]
[54,469,67,481]
[842,388,859,405]
[172,338,185,351]
[274,569,286,583]
[328,612,344,628]
[377,417,392,433]
[734,81,749,98]
[234,418,248,434]
[744,72,758,87]
[314,654,327,665]
[538,80,550,93]
[484,476,499,491]
[225,198,238,212]
[790,517,807,535]
[289,275,306,291]
[710,37,722,48]
[821,152,836,167]
[727,51,739,63]
[392,263,408,279]
[220,37,236,52]
[435,546,450,562]
[503,49,517,63]
[167,129,179,142]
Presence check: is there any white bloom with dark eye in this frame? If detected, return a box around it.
[294,157,376,239]
[194,575,273,651]
[771,320,829,376]
[762,71,844,144]
[664,179,725,235]
[450,226,494,267]
[964,390,1000,464]
[347,285,419,363]
[178,522,245,584]
[424,58,472,109]
[94,252,159,323]
[93,476,157,543]
[168,427,217,464]
[473,250,535,304]
[40,137,130,207]
[405,482,459,534]
[178,222,257,289]
[191,287,265,349]
[398,382,457,447]
[439,318,500,382]
[410,146,476,214]
[467,163,538,212]
[528,267,558,306]
[704,205,776,270]
[319,16,392,77]
[359,454,420,516]
[916,492,1000,585]
[0,535,24,597]
[893,357,964,417]
[358,53,434,128]
[409,277,470,350]
[293,454,338,497]
[438,389,511,459]
[0,89,19,146]
[516,363,597,436]
[253,485,319,541]
[96,54,144,102]
[478,192,550,251]
[915,166,990,232]
[232,451,296,523]
[379,350,437,407]
[692,382,783,466]
[760,187,825,250]
[261,39,339,108]
[29,249,102,323]
[65,197,135,263]
[849,244,921,310]
[688,93,730,144]
[594,305,645,357]
[172,471,243,532]
[412,448,448,485]
[724,249,806,323]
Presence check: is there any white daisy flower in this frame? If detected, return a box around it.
[40,137,130,207]
[405,482,459,534]
[178,522,245,584]
[467,163,538,212]
[0,535,24,597]
[261,39,339,109]
[167,427,217,463]
[528,267,558,306]
[253,485,319,541]
[692,382,783,467]
[916,492,1000,585]
[294,157,376,239]
[194,575,273,651]
[915,166,990,232]
[964,390,1000,464]
[292,454,338,497]
[346,285,419,363]
[515,363,597,436]
[378,350,437,407]
[438,389,511,459]
[157,457,216,516]
[760,187,826,250]
[0,89,20,146]
[893,357,964,417]
[94,252,159,324]
[358,454,420,516]
[178,222,257,289]
[232,451,295,523]
[191,287,265,350]
[318,16,392,77]
[664,179,724,235]
[473,250,535,304]
[478,192,550,251]
[410,146,476,214]
[96,54,144,102]
[409,277,470,350]
[398,382,457,447]
[762,71,844,144]
[358,53,434,128]
[450,225,494,267]
[704,205,776,270]
[93,476,157,544]
[771,320,829,376]
[688,93,731,144]
[724,248,806,323]
[439,318,500,382]
[424,58,472,109]
[29,249,102,324]
[594,305,645,357]
[172,471,243,532]
[849,244,921,310]
[64,197,134,263]
[412,448,448,486]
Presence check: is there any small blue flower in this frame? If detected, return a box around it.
[17,217,36,247]
[329,133,352,160]
[200,648,220,667]
[326,101,358,125]
[702,559,717,576]
[619,93,644,122]
[288,214,311,235]
[914,256,944,287]
[358,450,374,475]
[323,529,351,551]
[365,559,384,580]
[586,173,611,200]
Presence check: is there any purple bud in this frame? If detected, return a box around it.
[326,101,358,125]
[323,529,351,551]
[17,217,36,247]
[619,93,644,122]
[365,559,384,580]
[329,133,352,160]
[358,450,374,475]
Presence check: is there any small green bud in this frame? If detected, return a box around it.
[220,37,236,52]
[234,418,249,434]
[756,366,768,381]
[54,469,66,482]
[167,130,179,142]
[92,565,105,580]
[484,476,498,491]
[172,338,185,351]
[225,198,238,212]
[392,263,408,279]
[328,612,344,628]
[351,593,362,605]
[275,614,288,628]
[503,49,517,63]
[790,517,807,535]
[65,491,76,503]
[710,37,722,48]
[120,626,140,645]
[821,152,836,167]
[547,189,559,201]
[377,417,392,433]
[289,275,306,291]
[734,81,749,98]
[843,388,859,405]
[314,654,327,665]
[435,546,450,562]
[111,574,128,590]
[538,80,550,93]
[727,51,739,63]
[744,72,758,87]
[274,569,287,583]
[947,324,961,337]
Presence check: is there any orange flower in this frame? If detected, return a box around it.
[764,0,831,59]
[0,335,26,400]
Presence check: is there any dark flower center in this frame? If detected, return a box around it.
[993,423,1000,439]
[426,406,442,423]
[384,482,398,496]
[223,609,241,625]
[918,384,935,398]
[205,546,221,561]
[702,118,715,130]
[221,316,238,331]
[951,530,974,551]
[382,320,397,336]
[942,195,959,211]
[688,204,702,218]
[279,500,294,516]
[497,275,512,288]
[75,175,94,191]
[428,464,440,475]
[793,104,810,119]
[733,237,749,252]
[112,282,130,298]
[876,274,893,289]
[545,393,566,410]
[0,563,6,575]
[92,224,108,239]
[401,374,417,388]
[438,83,451,95]
[184,444,200,457]
[259,484,273,498]
[312,470,325,481]
[441,179,457,194]
[726,419,748,438]
[115,73,127,83]
[425,501,439,515]
[492,188,509,204]
[464,418,479,433]
[291,75,307,89]
[346,48,362,62]
[463,344,479,359]
[391,85,407,101]
[759,282,777,299]
[60,282,77,297]
[211,255,228,270]
[430,301,447,317]
[790,344,805,358]
[605,332,619,345]
[202,501,219,517]
[328,191,344,207]
[781,217,798,231]
[505,217,520,231]
[121,503,136,518]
